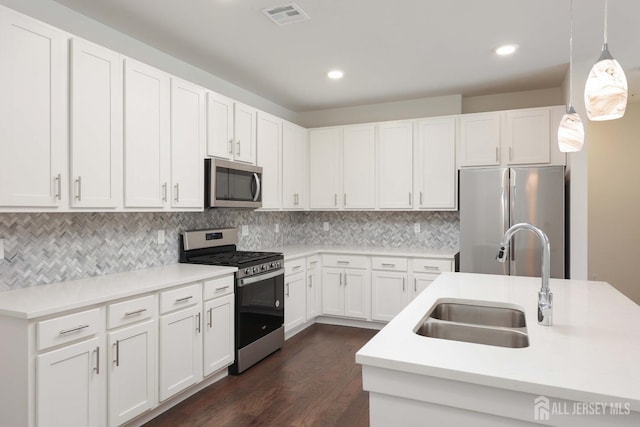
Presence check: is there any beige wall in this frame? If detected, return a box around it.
[462,87,564,114]
[588,102,640,304]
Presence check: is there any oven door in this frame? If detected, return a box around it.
[236,269,284,349]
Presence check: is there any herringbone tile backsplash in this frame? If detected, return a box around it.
[0,210,458,290]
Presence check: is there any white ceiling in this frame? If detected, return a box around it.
[53,0,640,112]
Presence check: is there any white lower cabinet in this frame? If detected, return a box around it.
[107,320,156,427]
[321,267,370,320]
[203,293,234,376]
[284,271,306,333]
[410,273,438,302]
[306,256,320,321]
[371,271,408,322]
[36,337,104,427]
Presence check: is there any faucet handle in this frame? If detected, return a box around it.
[496,245,508,263]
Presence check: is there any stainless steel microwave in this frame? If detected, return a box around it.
[205,158,262,208]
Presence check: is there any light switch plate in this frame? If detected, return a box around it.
[414,223,421,233]
[323,222,330,231]
[157,229,165,245]
[0,238,4,260]
[242,225,249,236]
[275,223,280,233]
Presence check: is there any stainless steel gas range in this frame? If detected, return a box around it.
[179,228,284,374]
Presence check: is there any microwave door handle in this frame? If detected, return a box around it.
[252,173,261,202]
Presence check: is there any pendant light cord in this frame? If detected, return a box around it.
[604,0,608,44]
[568,0,574,107]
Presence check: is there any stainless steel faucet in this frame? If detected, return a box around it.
[496,223,553,326]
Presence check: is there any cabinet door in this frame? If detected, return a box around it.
[344,269,370,320]
[282,121,306,209]
[257,112,282,210]
[233,102,257,164]
[159,305,203,401]
[321,268,343,316]
[123,59,170,208]
[309,128,341,209]
[0,12,65,207]
[70,38,122,209]
[371,271,408,322]
[459,113,500,167]
[203,293,234,377]
[206,91,234,159]
[306,267,320,320]
[378,122,413,209]
[36,337,103,427]
[505,108,550,164]
[342,125,375,209]
[108,320,156,427]
[415,117,457,209]
[409,273,438,301]
[285,272,307,333]
[170,78,205,208]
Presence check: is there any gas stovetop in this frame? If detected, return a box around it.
[188,251,282,267]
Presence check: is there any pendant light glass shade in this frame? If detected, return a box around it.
[558,106,585,152]
[558,0,584,152]
[584,1,628,121]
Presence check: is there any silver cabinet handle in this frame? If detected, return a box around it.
[236,140,241,156]
[420,192,423,206]
[176,295,193,303]
[293,193,297,205]
[114,340,120,367]
[215,285,230,292]
[495,147,499,162]
[334,193,338,206]
[174,183,180,202]
[344,193,347,206]
[336,261,350,265]
[286,282,290,297]
[308,275,312,288]
[344,273,347,287]
[75,176,82,201]
[228,139,233,154]
[424,265,439,271]
[125,308,147,316]
[339,272,343,287]
[208,307,213,328]
[382,263,395,267]
[292,265,302,271]
[94,346,100,374]
[402,277,406,292]
[55,174,62,200]
[409,192,412,205]
[196,312,201,333]
[162,182,168,202]
[414,278,417,292]
[59,324,89,335]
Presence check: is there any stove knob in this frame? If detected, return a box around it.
[261,265,267,270]
[252,267,259,273]
[244,268,251,275]
[270,262,275,268]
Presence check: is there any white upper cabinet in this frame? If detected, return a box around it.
[504,107,550,165]
[459,112,501,167]
[377,121,413,209]
[123,58,170,209]
[70,38,122,209]
[282,121,307,210]
[309,128,341,209]
[233,102,257,164]
[170,78,205,209]
[256,111,282,210]
[0,11,66,208]
[415,117,457,210]
[342,124,376,209]
[206,92,234,160]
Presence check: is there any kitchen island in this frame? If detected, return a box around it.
[356,272,640,426]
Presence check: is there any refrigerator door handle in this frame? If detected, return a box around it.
[502,168,511,276]
[510,169,517,264]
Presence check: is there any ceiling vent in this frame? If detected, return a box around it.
[262,3,310,26]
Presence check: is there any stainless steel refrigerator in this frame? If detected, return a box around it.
[459,166,565,278]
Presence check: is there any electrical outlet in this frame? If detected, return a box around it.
[275,223,280,233]
[0,238,4,260]
[414,223,421,233]
[242,225,249,236]
[157,229,165,245]
[323,222,330,231]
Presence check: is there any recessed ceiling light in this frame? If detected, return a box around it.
[327,70,344,80]
[495,44,518,56]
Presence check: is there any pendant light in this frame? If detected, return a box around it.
[558,0,585,152]
[584,0,628,121]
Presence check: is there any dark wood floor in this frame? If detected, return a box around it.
[144,324,378,427]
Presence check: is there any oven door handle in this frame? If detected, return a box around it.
[238,268,284,287]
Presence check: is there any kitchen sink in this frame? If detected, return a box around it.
[415,299,529,348]
[416,320,529,348]
[429,302,526,328]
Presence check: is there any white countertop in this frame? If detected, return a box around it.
[0,263,237,319]
[356,272,640,410]
[264,245,458,260]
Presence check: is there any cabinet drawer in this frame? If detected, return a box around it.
[37,308,102,351]
[322,254,369,269]
[307,255,320,270]
[108,294,156,329]
[160,283,202,314]
[372,256,408,271]
[203,275,234,300]
[285,257,306,276]
[412,258,453,273]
